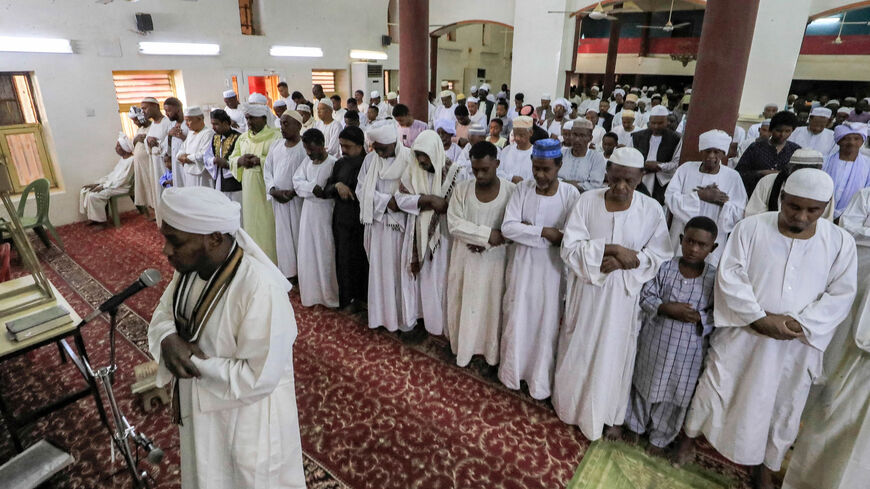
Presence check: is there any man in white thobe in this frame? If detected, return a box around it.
[553,147,672,442]
[142,96,172,217]
[314,100,343,159]
[355,120,418,332]
[79,133,135,223]
[264,111,307,279]
[164,97,190,188]
[433,90,456,124]
[129,106,156,211]
[782,185,870,489]
[745,149,835,220]
[684,169,857,489]
[223,90,248,133]
[665,129,746,264]
[177,106,215,188]
[148,187,305,489]
[789,107,836,155]
[497,116,534,183]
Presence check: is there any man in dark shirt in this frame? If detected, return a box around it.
[736,111,801,195]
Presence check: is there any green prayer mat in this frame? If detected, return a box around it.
[566,441,735,489]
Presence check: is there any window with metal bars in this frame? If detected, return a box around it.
[311,71,336,94]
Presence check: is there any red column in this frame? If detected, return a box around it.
[429,35,439,98]
[681,0,761,163]
[602,19,621,98]
[399,0,429,122]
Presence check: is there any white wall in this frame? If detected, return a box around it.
[437,24,513,94]
[510,0,573,106]
[0,0,397,225]
[429,0,515,29]
[575,54,698,76]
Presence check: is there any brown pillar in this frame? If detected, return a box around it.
[681,0,761,163]
[399,0,429,121]
[429,35,439,98]
[602,19,621,97]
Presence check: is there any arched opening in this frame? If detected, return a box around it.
[428,20,514,96]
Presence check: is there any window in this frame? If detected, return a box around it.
[446,30,457,42]
[239,0,256,35]
[311,70,335,94]
[0,73,58,191]
[112,70,176,139]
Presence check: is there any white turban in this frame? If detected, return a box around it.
[440,90,452,98]
[386,91,398,100]
[370,90,380,99]
[810,107,832,118]
[184,106,203,117]
[479,83,491,92]
[470,85,478,92]
[273,99,287,108]
[698,129,731,153]
[466,97,479,104]
[158,187,290,292]
[783,168,834,203]
[117,132,133,153]
[248,92,268,105]
[222,90,237,99]
[649,105,670,117]
[838,107,851,115]
[613,88,625,96]
[296,104,311,113]
[244,103,270,118]
[553,98,570,111]
[609,147,645,168]
[541,93,552,101]
[468,122,487,136]
[367,119,398,144]
[434,118,456,135]
[282,110,303,125]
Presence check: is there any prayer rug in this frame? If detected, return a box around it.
[566,441,735,489]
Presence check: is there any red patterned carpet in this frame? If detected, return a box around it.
[0,211,754,488]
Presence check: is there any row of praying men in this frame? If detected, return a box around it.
[79,83,870,489]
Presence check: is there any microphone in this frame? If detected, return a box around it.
[84,269,162,322]
[134,432,164,464]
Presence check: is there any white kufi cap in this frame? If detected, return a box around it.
[698,129,731,153]
[608,147,645,169]
[783,168,833,203]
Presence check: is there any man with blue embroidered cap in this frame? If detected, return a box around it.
[553,146,672,442]
[148,186,305,489]
[684,168,857,489]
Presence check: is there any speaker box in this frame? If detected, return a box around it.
[381,35,392,47]
[136,13,153,33]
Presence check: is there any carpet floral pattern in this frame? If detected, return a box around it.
[0,211,757,488]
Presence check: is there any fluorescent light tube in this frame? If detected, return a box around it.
[270,45,323,57]
[0,36,72,53]
[139,42,220,56]
[350,49,388,60]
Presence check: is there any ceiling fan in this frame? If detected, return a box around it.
[637,0,690,32]
[549,2,629,21]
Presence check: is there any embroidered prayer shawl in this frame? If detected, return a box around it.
[402,130,461,264]
[359,143,415,226]
[170,242,244,424]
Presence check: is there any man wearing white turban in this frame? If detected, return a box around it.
[79,133,136,223]
[433,90,456,124]
[177,106,215,188]
[824,123,870,218]
[223,90,247,133]
[228,103,281,264]
[664,129,747,265]
[355,120,419,332]
[545,98,571,139]
[148,187,305,489]
[683,168,857,489]
[553,147,672,442]
[788,107,835,155]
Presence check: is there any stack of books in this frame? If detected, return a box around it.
[5,305,72,342]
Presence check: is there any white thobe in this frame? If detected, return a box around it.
[225,106,248,133]
[745,172,836,220]
[732,124,746,146]
[166,122,190,188]
[628,134,682,194]
[146,116,172,200]
[434,104,456,123]
[747,122,762,141]
[612,125,638,147]
[444,142,462,165]
[500,180,579,399]
[783,187,870,489]
[546,119,567,139]
[590,126,606,151]
[79,156,134,222]
[579,98,601,115]
[147,254,305,489]
[376,101,390,120]
[446,178,516,366]
[395,177,450,336]
[553,189,672,441]
[292,154,339,308]
[497,144,533,182]
[559,147,607,192]
[685,212,857,471]
[664,162,746,265]
[179,128,215,188]
[469,110,486,127]
[789,126,836,156]
[263,140,306,278]
[315,119,343,159]
[355,152,417,331]
[132,125,157,209]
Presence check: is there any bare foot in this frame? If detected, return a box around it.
[646,444,667,458]
[604,425,624,441]
[624,431,640,445]
[671,436,695,467]
[751,465,775,489]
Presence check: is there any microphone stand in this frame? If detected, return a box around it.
[81,306,158,489]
